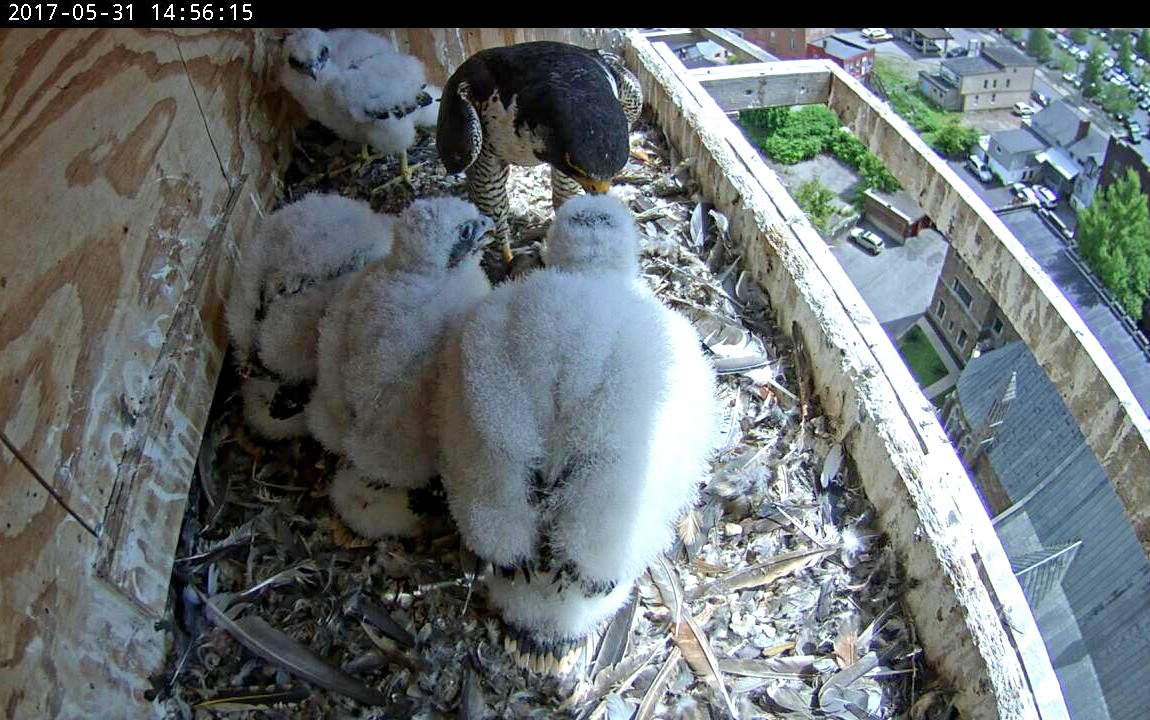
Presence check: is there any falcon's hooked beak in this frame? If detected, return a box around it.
[447,216,496,268]
[576,177,612,194]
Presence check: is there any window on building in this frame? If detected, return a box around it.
[770,31,776,42]
[948,320,955,331]
[937,299,947,318]
[1006,78,1011,88]
[993,78,998,88]
[957,329,968,349]
[983,79,989,89]
[973,94,979,106]
[991,93,996,102]
[791,37,796,51]
[952,278,973,308]
[993,317,1004,334]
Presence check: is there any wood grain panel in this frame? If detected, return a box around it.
[0,29,230,531]
[0,449,165,718]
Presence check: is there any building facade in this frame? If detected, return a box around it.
[919,44,1036,112]
[928,244,1019,364]
[806,35,874,79]
[740,27,832,59]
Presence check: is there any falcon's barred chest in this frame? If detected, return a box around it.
[436,42,643,254]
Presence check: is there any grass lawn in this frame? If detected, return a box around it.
[897,326,949,388]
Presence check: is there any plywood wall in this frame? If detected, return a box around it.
[0,26,621,716]
[381,27,626,84]
[0,28,291,716]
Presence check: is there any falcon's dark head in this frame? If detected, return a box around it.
[539,99,630,194]
[283,29,331,80]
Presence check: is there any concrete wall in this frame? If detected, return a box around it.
[631,38,1065,720]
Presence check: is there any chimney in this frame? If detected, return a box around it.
[1075,118,1090,143]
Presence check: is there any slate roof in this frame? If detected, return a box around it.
[956,342,1150,719]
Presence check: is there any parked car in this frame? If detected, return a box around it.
[966,154,993,183]
[945,46,968,58]
[1032,184,1058,208]
[1062,71,1078,83]
[849,226,884,255]
[1010,182,1040,206]
[1031,91,1050,107]
[861,28,893,43]
[1139,96,1150,111]
[1012,101,1037,117]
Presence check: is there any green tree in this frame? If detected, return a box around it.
[1136,29,1150,60]
[1102,83,1137,117]
[1028,28,1052,62]
[1117,32,1134,76]
[794,177,837,234]
[1070,28,1089,45]
[931,117,980,159]
[1056,49,1077,74]
[1077,169,1150,316]
[1082,47,1105,98]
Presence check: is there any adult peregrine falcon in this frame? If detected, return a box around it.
[436,41,643,262]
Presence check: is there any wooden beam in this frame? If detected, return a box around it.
[692,27,773,62]
[630,36,1062,720]
[691,61,832,112]
[824,64,1150,561]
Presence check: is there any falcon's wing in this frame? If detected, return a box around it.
[436,75,485,174]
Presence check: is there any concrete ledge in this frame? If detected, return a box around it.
[627,34,1066,720]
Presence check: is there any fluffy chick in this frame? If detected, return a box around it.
[280,28,437,181]
[308,197,492,538]
[225,193,392,437]
[436,195,721,672]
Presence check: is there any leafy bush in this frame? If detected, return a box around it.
[793,177,836,233]
[930,118,981,159]
[738,107,790,134]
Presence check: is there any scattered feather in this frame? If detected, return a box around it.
[200,592,387,706]
[673,612,739,719]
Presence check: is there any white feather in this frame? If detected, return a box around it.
[225,192,392,382]
[328,467,421,538]
[281,28,434,157]
[240,377,309,440]
[309,197,492,536]
[436,195,722,642]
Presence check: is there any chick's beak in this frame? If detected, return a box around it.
[578,177,612,194]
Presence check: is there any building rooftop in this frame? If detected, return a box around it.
[811,35,869,61]
[943,55,999,76]
[1030,100,1089,148]
[956,341,1150,719]
[864,188,928,223]
[993,128,1047,156]
[910,28,953,40]
[1068,127,1108,165]
[982,44,1038,68]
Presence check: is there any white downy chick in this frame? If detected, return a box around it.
[308,197,493,538]
[281,29,437,175]
[436,194,722,673]
[226,192,392,437]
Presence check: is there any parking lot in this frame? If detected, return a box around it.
[829,226,948,339]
